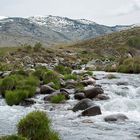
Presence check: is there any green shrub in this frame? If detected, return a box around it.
[43,70,61,89]
[33,67,48,80]
[117,57,140,73]
[64,74,77,80]
[54,65,72,75]
[51,94,65,103]
[1,75,19,94]
[75,83,84,92]
[5,90,28,106]
[84,71,93,76]
[127,37,140,49]
[18,111,60,140]
[0,135,27,140]
[33,42,43,52]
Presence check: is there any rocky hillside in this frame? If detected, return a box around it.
[0,15,131,47]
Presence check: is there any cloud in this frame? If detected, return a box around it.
[114,0,140,16]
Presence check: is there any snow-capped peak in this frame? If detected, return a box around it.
[0,16,8,20]
[28,15,97,27]
[77,19,96,25]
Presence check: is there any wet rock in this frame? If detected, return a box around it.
[95,94,110,100]
[44,90,70,101]
[106,74,117,79]
[81,119,93,123]
[72,70,87,75]
[65,80,78,87]
[104,114,128,122]
[72,98,94,112]
[82,105,101,116]
[1,71,11,78]
[60,79,66,87]
[74,92,86,100]
[20,99,36,107]
[81,77,96,86]
[84,86,104,99]
[117,82,128,86]
[47,82,55,87]
[40,85,55,94]
[35,87,40,94]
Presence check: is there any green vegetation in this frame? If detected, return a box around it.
[0,135,27,140]
[0,73,39,105]
[117,57,140,73]
[51,94,66,103]
[5,90,28,106]
[33,42,44,52]
[43,70,61,90]
[128,37,140,49]
[64,74,77,80]
[54,65,72,75]
[18,111,60,140]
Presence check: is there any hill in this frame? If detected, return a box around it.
[0,15,131,47]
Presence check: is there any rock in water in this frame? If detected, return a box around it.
[82,105,101,116]
[74,92,86,100]
[84,86,104,99]
[104,114,128,122]
[40,85,55,94]
[72,98,94,112]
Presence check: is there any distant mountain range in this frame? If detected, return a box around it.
[0,15,138,47]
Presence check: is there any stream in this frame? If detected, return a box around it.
[0,71,140,140]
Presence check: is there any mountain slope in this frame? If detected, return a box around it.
[0,15,133,47]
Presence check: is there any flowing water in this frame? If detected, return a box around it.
[0,71,140,140]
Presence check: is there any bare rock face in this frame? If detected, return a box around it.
[104,114,128,122]
[81,105,102,116]
[84,86,104,99]
[72,98,94,112]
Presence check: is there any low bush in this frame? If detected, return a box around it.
[18,111,60,140]
[64,74,77,80]
[117,57,140,73]
[54,65,72,75]
[43,70,61,90]
[33,67,48,80]
[0,135,27,140]
[5,90,28,106]
[51,94,65,103]
[1,75,20,95]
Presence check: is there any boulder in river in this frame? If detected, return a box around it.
[74,92,86,100]
[104,114,128,122]
[81,77,96,86]
[72,98,94,112]
[84,86,104,99]
[82,105,102,116]
[40,85,55,94]
[95,94,110,100]
[44,90,70,101]
[20,99,36,107]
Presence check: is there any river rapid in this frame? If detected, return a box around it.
[0,71,140,140]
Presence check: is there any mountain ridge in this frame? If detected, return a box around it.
[0,15,138,47]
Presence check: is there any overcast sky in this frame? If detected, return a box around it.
[0,0,140,25]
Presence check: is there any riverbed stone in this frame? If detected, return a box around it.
[104,114,128,122]
[82,105,102,116]
[84,86,104,99]
[20,99,36,107]
[40,85,55,94]
[72,98,94,112]
[74,92,86,100]
[81,77,96,86]
[95,94,110,100]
